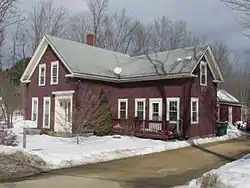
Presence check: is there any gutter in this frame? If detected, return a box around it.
[65,73,196,83]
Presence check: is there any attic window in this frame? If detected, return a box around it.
[200,61,207,86]
[51,61,59,85]
[39,64,46,86]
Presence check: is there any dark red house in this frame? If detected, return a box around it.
[217,89,242,124]
[20,35,224,139]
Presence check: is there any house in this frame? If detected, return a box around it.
[217,89,242,124]
[20,34,224,140]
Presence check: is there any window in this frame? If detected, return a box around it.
[31,97,38,122]
[135,98,146,120]
[39,64,46,86]
[118,99,128,119]
[191,97,199,124]
[43,97,51,128]
[167,98,180,123]
[200,61,207,86]
[149,98,162,121]
[50,61,59,85]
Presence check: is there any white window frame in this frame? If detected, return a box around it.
[200,61,207,86]
[191,97,199,124]
[43,97,51,128]
[135,98,146,120]
[118,99,128,119]
[38,64,46,86]
[31,97,38,122]
[149,98,162,121]
[167,98,180,123]
[50,61,59,85]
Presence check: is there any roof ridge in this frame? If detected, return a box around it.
[45,35,131,58]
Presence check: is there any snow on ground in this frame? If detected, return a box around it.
[0,117,245,170]
[187,153,250,188]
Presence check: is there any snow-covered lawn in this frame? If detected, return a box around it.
[1,117,245,170]
[188,153,250,188]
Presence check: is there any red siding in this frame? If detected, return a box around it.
[25,46,77,130]
[25,47,217,139]
[219,104,242,123]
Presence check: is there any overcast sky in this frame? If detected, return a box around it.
[18,0,248,52]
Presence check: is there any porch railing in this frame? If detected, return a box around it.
[112,118,183,140]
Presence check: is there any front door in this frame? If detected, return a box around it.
[228,106,233,124]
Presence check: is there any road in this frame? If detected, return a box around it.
[1,137,250,188]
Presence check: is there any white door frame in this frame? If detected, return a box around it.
[53,90,74,132]
[228,106,233,124]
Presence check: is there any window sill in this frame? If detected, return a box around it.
[191,122,199,124]
[50,82,58,85]
[38,84,45,87]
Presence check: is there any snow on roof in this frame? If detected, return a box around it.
[217,89,240,104]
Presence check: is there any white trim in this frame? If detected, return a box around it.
[191,97,199,124]
[31,97,38,122]
[43,97,51,128]
[38,64,46,86]
[166,97,180,123]
[207,46,224,82]
[118,99,128,119]
[200,61,207,86]
[217,104,220,121]
[190,46,224,83]
[228,106,233,123]
[149,98,162,121]
[20,37,48,82]
[52,90,75,95]
[20,36,73,83]
[135,98,146,120]
[50,61,59,85]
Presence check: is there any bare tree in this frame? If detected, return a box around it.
[85,0,109,46]
[68,13,91,43]
[133,17,206,55]
[28,0,69,51]
[0,0,20,57]
[100,9,139,54]
[222,0,250,35]
[0,71,21,128]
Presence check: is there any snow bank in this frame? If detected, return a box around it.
[188,153,250,188]
[8,118,243,170]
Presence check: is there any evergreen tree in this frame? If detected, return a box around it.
[6,58,30,85]
[94,89,112,136]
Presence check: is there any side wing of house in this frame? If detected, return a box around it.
[21,37,77,132]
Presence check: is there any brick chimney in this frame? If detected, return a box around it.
[87,34,95,46]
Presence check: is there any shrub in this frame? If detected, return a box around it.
[0,124,18,146]
[93,89,112,136]
[39,129,55,136]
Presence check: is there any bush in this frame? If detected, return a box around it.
[94,89,112,136]
[39,129,55,136]
[0,124,18,146]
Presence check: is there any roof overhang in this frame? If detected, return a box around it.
[66,73,196,83]
[217,101,243,107]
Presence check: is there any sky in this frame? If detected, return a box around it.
[17,0,249,52]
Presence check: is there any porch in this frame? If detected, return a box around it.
[112,119,184,141]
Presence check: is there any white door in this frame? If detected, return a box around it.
[228,106,233,124]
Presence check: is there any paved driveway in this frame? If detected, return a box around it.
[1,137,250,188]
